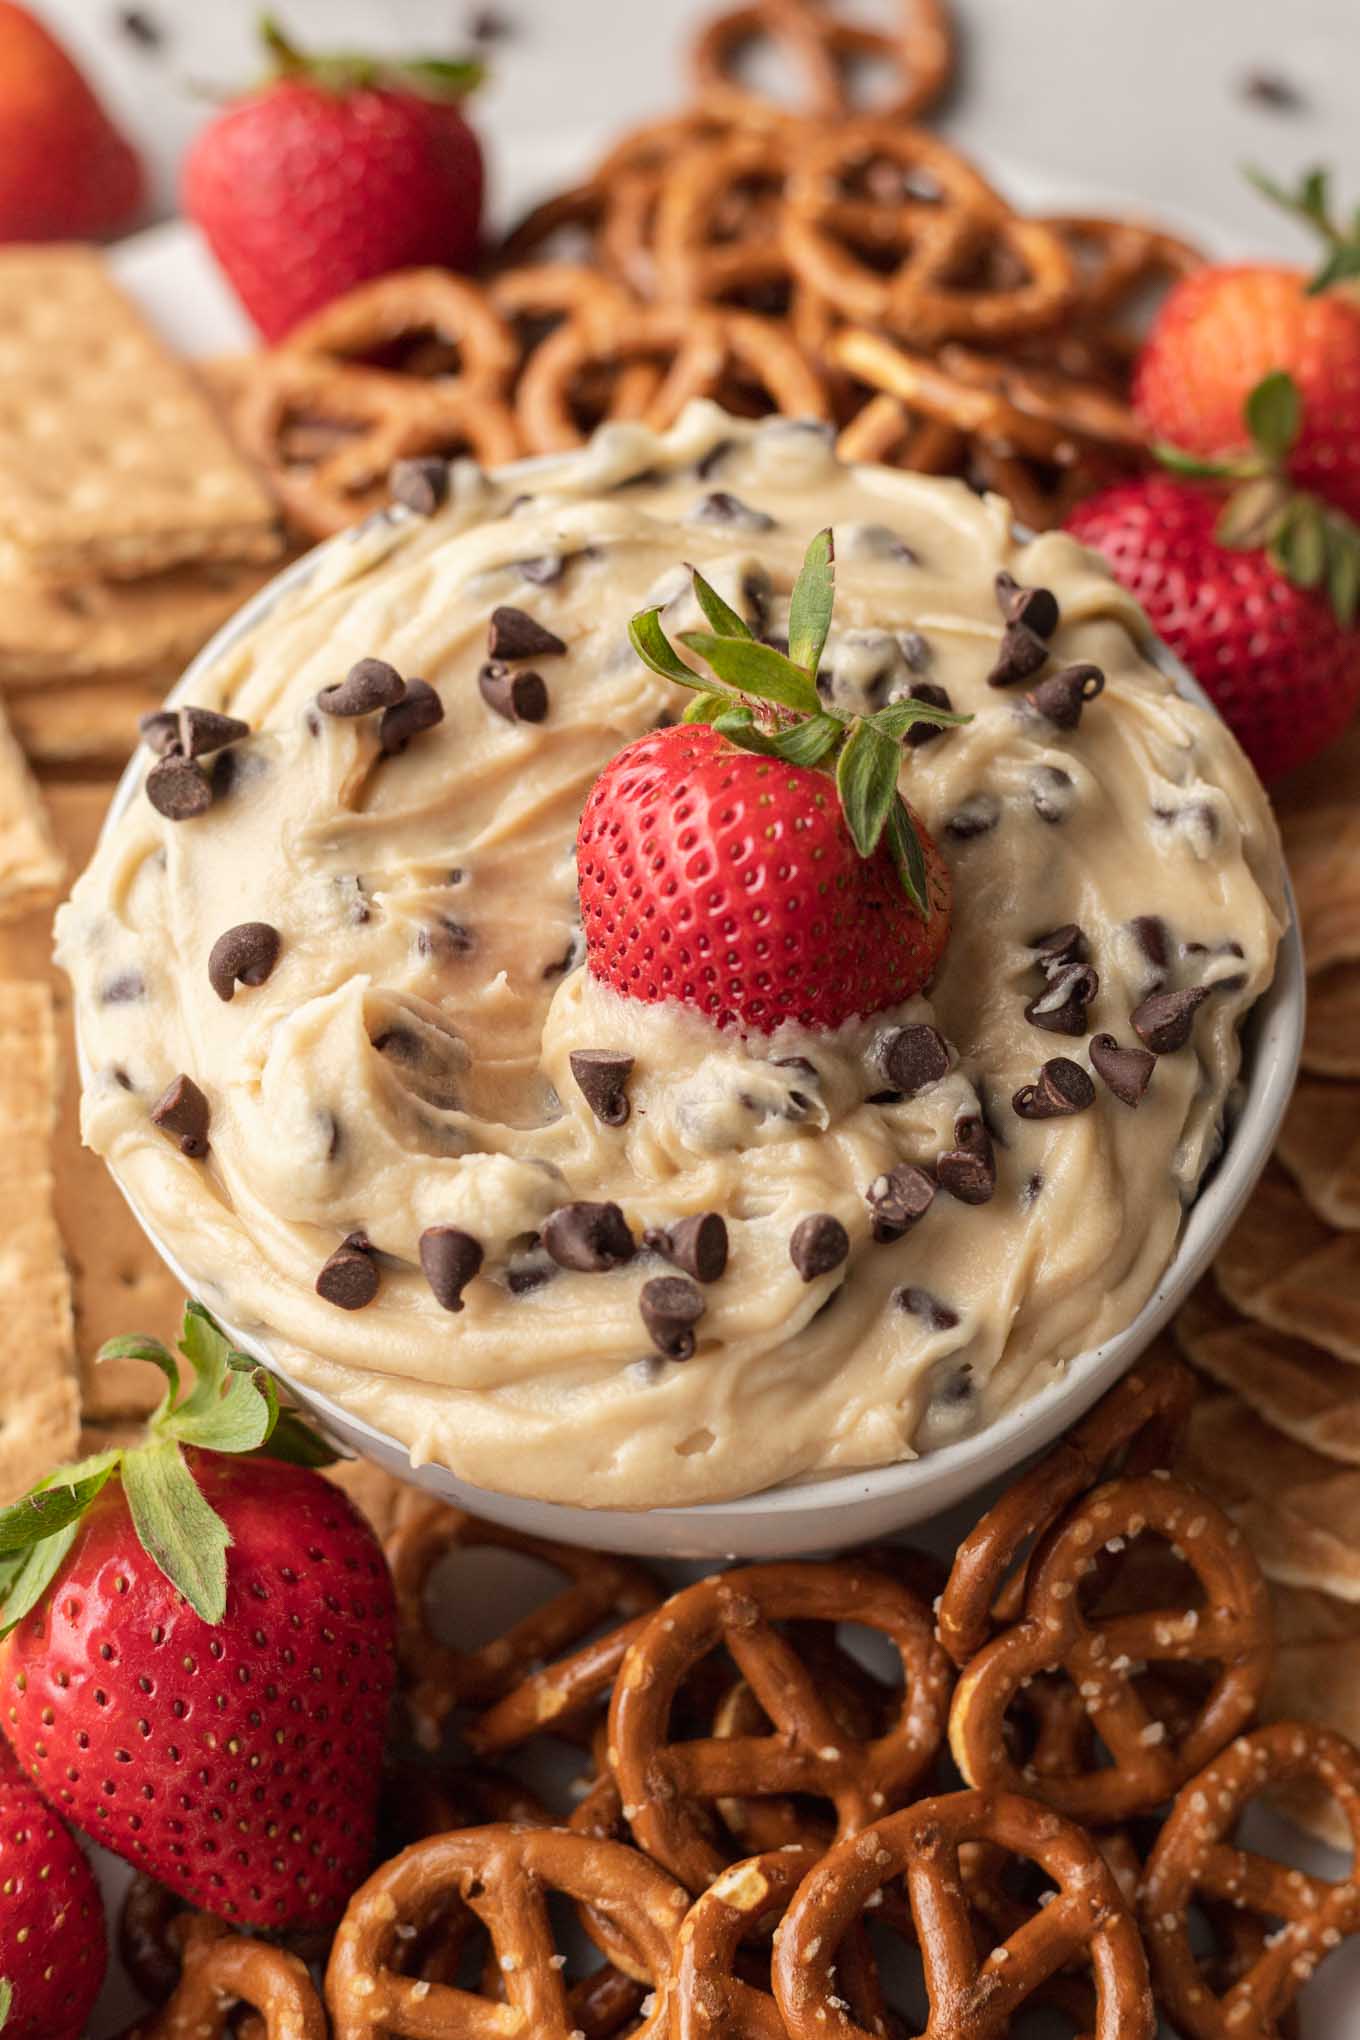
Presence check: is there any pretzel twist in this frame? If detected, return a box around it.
[1141,1722,1360,2040]
[325,1825,688,2040]
[121,1916,326,2040]
[609,1559,953,1890]
[691,0,955,125]
[948,1473,1272,1823]
[773,1790,1155,2040]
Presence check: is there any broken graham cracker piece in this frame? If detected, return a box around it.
[0,551,290,689]
[7,673,170,771]
[1174,1278,1360,1465]
[0,981,79,1502]
[0,780,179,1419]
[1276,1073,1360,1230]
[0,247,283,582]
[0,696,63,922]
[1303,962,1360,1081]
[1214,1159,1360,1363]
[1181,1391,1360,1600]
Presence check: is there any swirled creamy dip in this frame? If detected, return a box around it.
[59,404,1285,1508]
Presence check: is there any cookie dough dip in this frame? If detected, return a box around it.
[59,404,1286,1509]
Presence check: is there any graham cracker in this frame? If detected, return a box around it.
[1181,1392,1360,1601]
[1175,1279,1360,1464]
[1262,1580,1360,1850]
[7,673,169,771]
[0,247,282,582]
[1279,802,1360,979]
[1276,1074,1360,1231]
[0,698,63,924]
[0,780,179,1419]
[0,552,288,690]
[1303,963,1360,1081]
[0,981,78,1503]
[1214,1161,1360,1365]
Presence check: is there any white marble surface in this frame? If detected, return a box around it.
[42,0,1360,258]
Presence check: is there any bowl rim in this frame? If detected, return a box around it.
[77,466,1306,1527]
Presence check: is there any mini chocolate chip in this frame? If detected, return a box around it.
[101,971,145,1005]
[146,752,212,820]
[994,571,1060,639]
[1130,915,1171,974]
[487,606,567,661]
[543,933,583,979]
[179,706,250,757]
[318,657,407,718]
[517,554,565,586]
[139,710,181,756]
[118,8,162,47]
[150,1074,210,1156]
[946,793,1000,840]
[902,682,954,748]
[789,1213,849,1281]
[469,6,514,40]
[896,1285,960,1331]
[639,1274,705,1360]
[569,1049,634,1126]
[694,437,733,480]
[877,1023,950,1096]
[506,1254,556,1295]
[389,456,450,516]
[898,630,932,671]
[987,620,1049,688]
[866,1163,936,1242]
[1012,1057,1096,1120]
[419,1226,484,1311]
[479,661,549,724]
[316,1235,379,1311]
[379,679,444,755]
[542,1200,635,1272]
[1033,924,1088,972]
[689,491,775,532]
[1024,961,1099,1036]
[1029,765,1075,824]
[1131,982,1211,1054]
[644,1212,729,1283]
[1028,663,1105,730]
[416,918,474,960]
[207,922,281,1003]
[1089,1033,1156,1107]
[936,1115,996,1205]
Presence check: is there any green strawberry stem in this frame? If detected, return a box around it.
[0,1304,337,1634]
[258,13,483,99]
[1154,369,1360,628]
[1246,163,1360,294]
[628,528,971,914]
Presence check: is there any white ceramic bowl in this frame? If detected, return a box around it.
[80,506,1305,1561]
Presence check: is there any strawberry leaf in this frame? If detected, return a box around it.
[681,690,733,725]
[869,697,973,741]
[98,1333,180,1421]
[1271,496,1328,587]
[1245,371,1302,462]
[0,1462,116,1555]
[787,528,836,678]
[1215,475,1293,552]
[172,1302,242,1422]
[1324,512,1360,627]
[712,704,779,755]
[677,633,822,713]
[121,1439,232,1625]
[1154,442,1263,482]
[170,1364,276,1455]
[261,1409,341,1468]
[770,713,844,766]
[0,1523,82,1638]
[885,797,930,918]
[1308,243,1360,294]
[689,566,754,641]
[628,607,704,687]
[836,720,901,859]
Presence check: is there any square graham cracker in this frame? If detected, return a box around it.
[0,696,63,923]
[0,781,181,1419]
[0,981,79,1503]
[0,247,283,582]
[7,673,171,771]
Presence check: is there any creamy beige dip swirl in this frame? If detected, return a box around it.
[58,404,1286,1508]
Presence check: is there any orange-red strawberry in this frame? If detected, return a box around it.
[1134,169,1360,522]
[0,1306,396,1928]
[0,1741,106,2040]
[0,2,144,241]
[183,19,483,341]
[583,531,961,1033]
[578,721,952,1032]
[1067,473,1360,781]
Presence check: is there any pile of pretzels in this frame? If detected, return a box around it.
[212,0,1202,545]
[118,1349,1360,2038]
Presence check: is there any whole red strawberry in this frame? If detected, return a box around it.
[587,533,959,1033]
[1134,169,1360,523]
[0,1741,106,2040]
[1067,472,1360,781]
[183,18,484,341]
[0,1306,396,1928]
[0,2,143,240]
